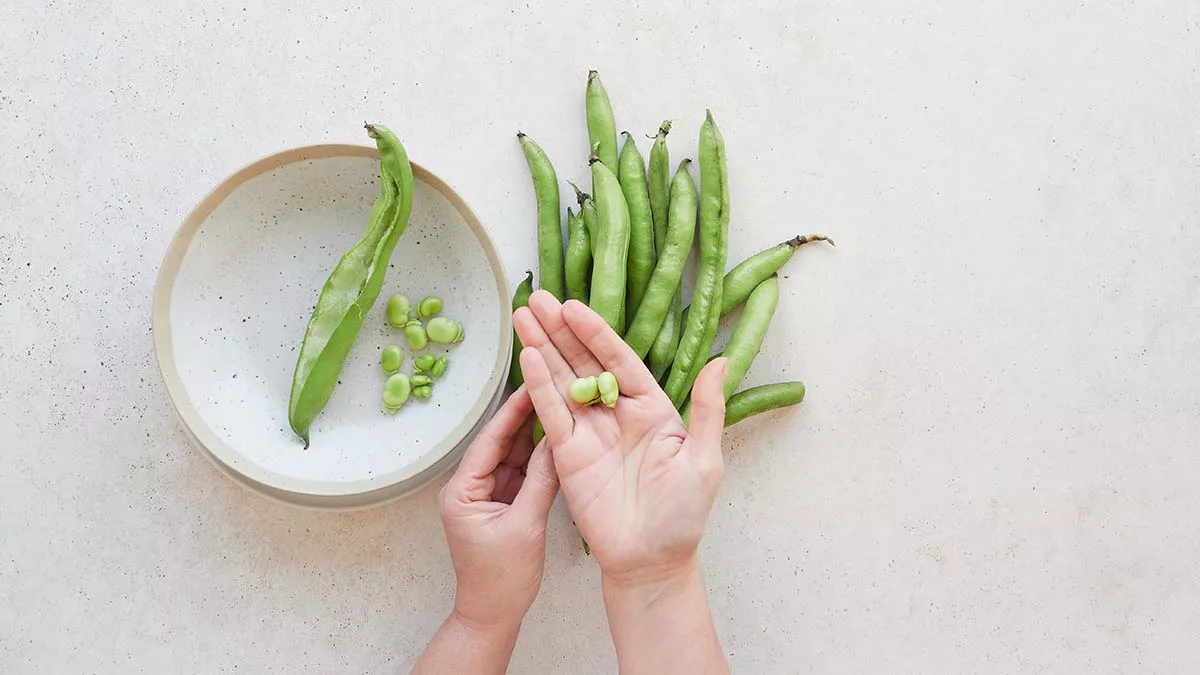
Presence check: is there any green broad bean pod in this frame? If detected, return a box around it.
[720,276,779,399]
[663,112,729,409]
[647,121,672,253]
[289,124,414,447]
[723,381,806,427]
[565,203,592,303]
[508,271,534,389]
[619,132,656,323]
[587,155,631,333]
[518,133,565,300]
[585,71,619,173]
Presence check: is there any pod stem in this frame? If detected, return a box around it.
[785,233,836,248]
[568,181,589,205]
[646,120,672,140]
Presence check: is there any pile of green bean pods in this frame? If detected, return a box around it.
[513,71,834,427]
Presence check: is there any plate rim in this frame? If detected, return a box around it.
[153,143,512,507]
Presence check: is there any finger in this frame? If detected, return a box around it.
[682,358,728,471]
[493,465,526,504]
[458,387,534,480]
[561,299,661,397]
[519,347,575,447]
[514,306,577,388]
[512,441,560,522]
[528,290,604,376]
[500,416,536,470]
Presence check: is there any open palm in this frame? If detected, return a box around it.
[514,291,729,584]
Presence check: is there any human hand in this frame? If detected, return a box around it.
[514,291,728,587]
[438,386,560,628]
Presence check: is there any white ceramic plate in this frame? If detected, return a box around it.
[154,145,511,509]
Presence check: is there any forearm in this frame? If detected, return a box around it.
[602,558,729,675]
[410,610,521,675]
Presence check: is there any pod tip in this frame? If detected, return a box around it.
[567,181,589,203]
[516,130,526,139]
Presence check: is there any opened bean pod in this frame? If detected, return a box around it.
[288,124,414,447]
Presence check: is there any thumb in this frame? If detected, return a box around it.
[512,441,559,523]
[684,358,728,467]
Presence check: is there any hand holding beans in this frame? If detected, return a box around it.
[514,291,729,582]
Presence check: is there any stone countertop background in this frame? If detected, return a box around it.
[3,1,1199,673]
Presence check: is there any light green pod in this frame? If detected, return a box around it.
[569,376,600,405]
[387,294,411,327]
[383,373,411,413]
[585,70,619,173]
[381,345,404,374]
[619,132,655,323]
[426,317,464,344]
[587,157,631,333]
[410,374,432,388]
[597,371,619,408]
[413,353,437,373]
[415,296,443,318]
[404,319,428,350]
[412,384,433,400]
[648,121,672,251]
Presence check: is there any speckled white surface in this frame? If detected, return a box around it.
[169,154,503,488]
[3,1,1200,673]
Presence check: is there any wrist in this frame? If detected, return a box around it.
[600,557,728,675]
[601,555,703,605]
[452,581,534,631]
[448,606,524,641]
